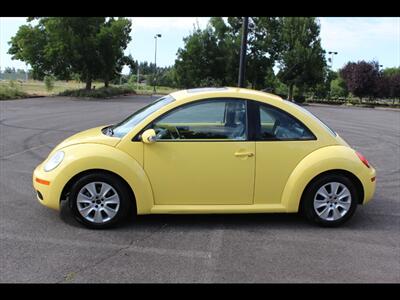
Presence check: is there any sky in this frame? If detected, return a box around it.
[1,17,399,75]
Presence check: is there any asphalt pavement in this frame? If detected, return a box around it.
[0,95,399,283]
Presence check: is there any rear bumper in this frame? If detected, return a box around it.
[361,166,376,205]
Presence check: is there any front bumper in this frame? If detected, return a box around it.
[32,163,62,211]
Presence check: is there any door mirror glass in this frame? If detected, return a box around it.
[141,129,157,144]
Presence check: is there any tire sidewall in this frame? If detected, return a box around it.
[68,173,130,229]
[302,174,358,227]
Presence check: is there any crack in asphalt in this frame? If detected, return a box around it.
[0,121,77,133]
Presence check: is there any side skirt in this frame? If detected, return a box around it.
[147,204,289,214]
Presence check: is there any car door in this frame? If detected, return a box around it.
[253,102,320,205]
[142,98,255,205]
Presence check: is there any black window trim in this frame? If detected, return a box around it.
[133,97,251,142]
[251,100,317,142]
[132,97,317,142]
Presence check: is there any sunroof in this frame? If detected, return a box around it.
[186,87,229,93]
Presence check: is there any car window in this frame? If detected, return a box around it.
[258,104,315,140]
[151,99,247,140]
[284,100,337,137]
[111,95,175,138]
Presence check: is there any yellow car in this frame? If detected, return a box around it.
[33,87,376,228]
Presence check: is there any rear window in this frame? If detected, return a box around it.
[285,101,337,137]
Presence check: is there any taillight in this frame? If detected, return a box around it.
[356,151,370,168]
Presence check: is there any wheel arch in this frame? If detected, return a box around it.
[53,143,154,214]
[281,145,367,212]
[298,169,365,213]
[60,169,137,214]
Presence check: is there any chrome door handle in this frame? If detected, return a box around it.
[234,151,254,157]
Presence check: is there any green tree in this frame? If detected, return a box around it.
[156,66,178,87]
[175,25,225,88]
[330,76,348,98]
[7,22,49,80]
[383,67,400,77]
[310,69,337,99]
[97,18,133,87]
[277,17,326,101]
[175,17,283,89]
[8,17,133,90]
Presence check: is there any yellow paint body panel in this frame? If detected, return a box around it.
[32,87,376,216]
[143,141,255,205]
[33,143,154,213]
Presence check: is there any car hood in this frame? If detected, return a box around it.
[54,126,121,151]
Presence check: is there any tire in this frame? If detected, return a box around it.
[67,172,132,229]
[301,173,359,227]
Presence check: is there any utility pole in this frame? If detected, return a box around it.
[238,17,249,88]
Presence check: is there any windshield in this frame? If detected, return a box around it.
[285,101,337,137]
[110,95,175,138]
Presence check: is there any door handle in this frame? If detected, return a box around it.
[234,151,254,157]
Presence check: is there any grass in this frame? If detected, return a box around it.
[0,84,28,100]
[133,83,178,95]
[0,79,106,99]
[0,79,177,100]
[0,79,96,97]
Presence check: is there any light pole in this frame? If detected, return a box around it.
[238,17,249,88]
[328,51,338,69]
[327,51,338,100]
[153,34,162,94]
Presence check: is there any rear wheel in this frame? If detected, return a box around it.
[68,172,131,229]
[301,174,358,227]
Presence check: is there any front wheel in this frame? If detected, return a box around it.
[301,174,359,227]
[68,172,131,229]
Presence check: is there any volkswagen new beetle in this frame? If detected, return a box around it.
[33,87,376,228]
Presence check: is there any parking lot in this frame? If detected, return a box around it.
[0,95,399,283]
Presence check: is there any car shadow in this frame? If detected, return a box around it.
[123,213,313,230]
[60,199,390,232]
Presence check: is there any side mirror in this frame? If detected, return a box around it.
[141,129,157,144]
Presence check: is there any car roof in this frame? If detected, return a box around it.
[169,87,283,102]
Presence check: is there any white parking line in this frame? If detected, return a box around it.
[202,229,224,282]
[0,233,212,260]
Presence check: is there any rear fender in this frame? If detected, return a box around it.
[281,145,367,212]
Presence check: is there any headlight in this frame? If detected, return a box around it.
[44,151,65,172]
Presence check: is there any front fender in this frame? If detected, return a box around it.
[281,145,373,212]
[35,143,154,213]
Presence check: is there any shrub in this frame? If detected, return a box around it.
[59,86,136,98]
[294,94,306,103]
[9,80,16,88]
[44,75,55,91]
[0,85,27,100]
[198,77,222,87]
